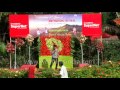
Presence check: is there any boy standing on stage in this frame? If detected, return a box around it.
[50,45,59,69]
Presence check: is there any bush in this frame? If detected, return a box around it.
[35,68,61,78]
[69,61,120,78]
[35,61,120,78]
[36,68,55,78]
[103,40,120,61]
[0,58,9,68]
[42,59,48,69]
[0,69,28,78]
[0,41,7,57]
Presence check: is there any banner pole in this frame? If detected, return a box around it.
[29,45,31,65]
[97,50,100,66]
[101,35,103,64]
[80,43,84,64]
[10,37,12,69]
[14,43,17,69]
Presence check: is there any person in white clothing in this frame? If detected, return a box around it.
[59,61,68,78]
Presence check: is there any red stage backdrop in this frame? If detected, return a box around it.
[82,13,102,37]
[40,35,71,56]
[9,14,29,38]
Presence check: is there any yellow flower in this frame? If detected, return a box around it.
[15,74,17,76]
[15,71,19,73]
[108,61,112,64]
[105,74,109,77]
[4,69,8,70]
[88,65,92,68]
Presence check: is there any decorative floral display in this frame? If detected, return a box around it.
[0,68,28,78]
[77,34,87,43]
[90,37,104,52]
[35,61,120,78]
[25,34,34,45]
[96,41,104,52]
[15,38,25,49]
[6,42,15,53]
[45,38,63,52]
[40,35,71,56]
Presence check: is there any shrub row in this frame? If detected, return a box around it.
[0,69,28,78]
[35,61,120,78]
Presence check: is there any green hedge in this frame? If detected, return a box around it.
[35,68,60,78]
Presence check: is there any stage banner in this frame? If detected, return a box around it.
[39,35,73,68]
[29,14,82,37]
[9,14,102,38]
[82,13,102,37]
[9,14,82,38]
[9,14,29,38]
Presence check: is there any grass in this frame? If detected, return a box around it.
[39,56,73,69]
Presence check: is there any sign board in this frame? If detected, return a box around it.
[9,14,82,38]
[9,15,29,38]
[82,13,102,37]
[9,14,102,38]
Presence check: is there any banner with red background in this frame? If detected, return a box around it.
[82,13,102,37]
[9,14,102,38]
[9,14,29,38]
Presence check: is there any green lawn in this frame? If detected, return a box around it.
[39,56,73,69]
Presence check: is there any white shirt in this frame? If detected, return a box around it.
[60,65,68,78]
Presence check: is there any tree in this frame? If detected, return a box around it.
[106,12,116,25]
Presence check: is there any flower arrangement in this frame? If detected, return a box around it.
[6,42,15,53]
[76,34,87,63]
[25,34,34,46]
[40,35,71,56]
[15,38,25,49]
[78,34,87,44]
[96,41,104,52]
[45,38,63,52]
